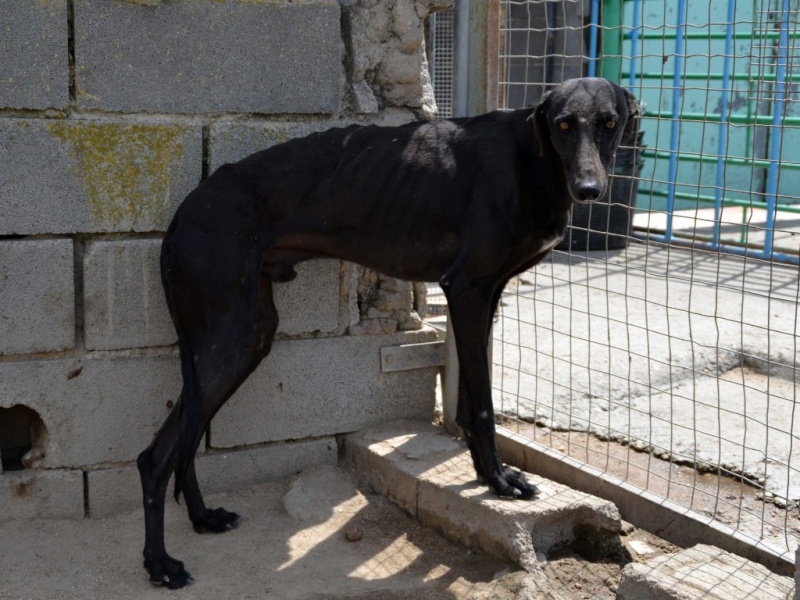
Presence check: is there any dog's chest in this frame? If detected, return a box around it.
[504,230,564,277]
[537,235,562,255]
[518,221,566,259]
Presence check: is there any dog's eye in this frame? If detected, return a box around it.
[558,122,570,132]
[605,121,617,129]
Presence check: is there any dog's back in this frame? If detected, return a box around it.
[175,110,540,282]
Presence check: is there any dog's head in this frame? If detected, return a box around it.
[528,78,640,204]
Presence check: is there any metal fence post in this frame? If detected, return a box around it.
[442,312,460,435]
[441,314,493,438]
[453,0,499,116]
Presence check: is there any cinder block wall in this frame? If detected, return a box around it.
[0,0,448,518]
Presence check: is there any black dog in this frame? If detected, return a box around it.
[137,77,639,587]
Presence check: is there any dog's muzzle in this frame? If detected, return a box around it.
[570,179,606,203]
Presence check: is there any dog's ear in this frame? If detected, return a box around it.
[620,86,641,144]
[527,89,552,158]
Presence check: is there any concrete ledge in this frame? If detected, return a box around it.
[85,437,337,518]
[342,421,621,570]
[617,544,795,600]
[496,427,795,576]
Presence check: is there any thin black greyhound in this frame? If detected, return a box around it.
[137,77,639,587]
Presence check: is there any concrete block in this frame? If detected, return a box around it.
[0,117,202,235]
[0,239,75,355]
[86,437,336,518]
[617,544,795,600]
[208,121,348,171]
[197,437,338,495]
[1,327,436,467]
[342,420,458,516]
[211,328,439,448]
[1,469,84,520]
[74,0,341,114]
[274,259,342,337]
[83,239,175,351]
[0,353,181,468]
[0,0,69,110]
[343,421,622,570]
[207,111,417,171]
[85,465,141,519]
[83,240,341,349]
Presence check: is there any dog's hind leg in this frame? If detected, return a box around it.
[180,271,280,534]
[138,224,280,588]
[137,396,189,588]
[182,459,240,533]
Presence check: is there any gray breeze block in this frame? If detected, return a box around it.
[0,329,438,467]
[0,0,69,110]
[83,239,343,351]
[73,0,342,114]
[0,118,202,235]
[0,239,75,355]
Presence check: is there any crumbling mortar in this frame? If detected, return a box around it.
[201,124,210,180]
[348,266,424,335]
[0,109,68,119]
[340,0,450,118]
[67,0,76,109]
[339,0,359,115]
[72,235,86,352]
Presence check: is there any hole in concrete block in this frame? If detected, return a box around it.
[0,405,48,472]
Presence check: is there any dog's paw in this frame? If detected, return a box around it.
[145,554,193,589]
[191,507,241,534]
[489,466,539,500]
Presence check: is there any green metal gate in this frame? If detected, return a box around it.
[601,0,800,262]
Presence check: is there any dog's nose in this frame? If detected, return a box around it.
[576,181,603,201]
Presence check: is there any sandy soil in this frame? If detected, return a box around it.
[0,464,673,600]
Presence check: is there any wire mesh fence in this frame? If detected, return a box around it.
[430,9,456,119]
[493,0,800,562]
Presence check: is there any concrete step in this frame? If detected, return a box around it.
[617,544,795,600]
[341,420,622,571]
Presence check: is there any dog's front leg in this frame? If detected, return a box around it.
[443,277,538,500]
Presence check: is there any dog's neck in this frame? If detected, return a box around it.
[526,144,574,220]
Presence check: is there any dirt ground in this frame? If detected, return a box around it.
[498,419,800,557]
[0,464,675,600]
